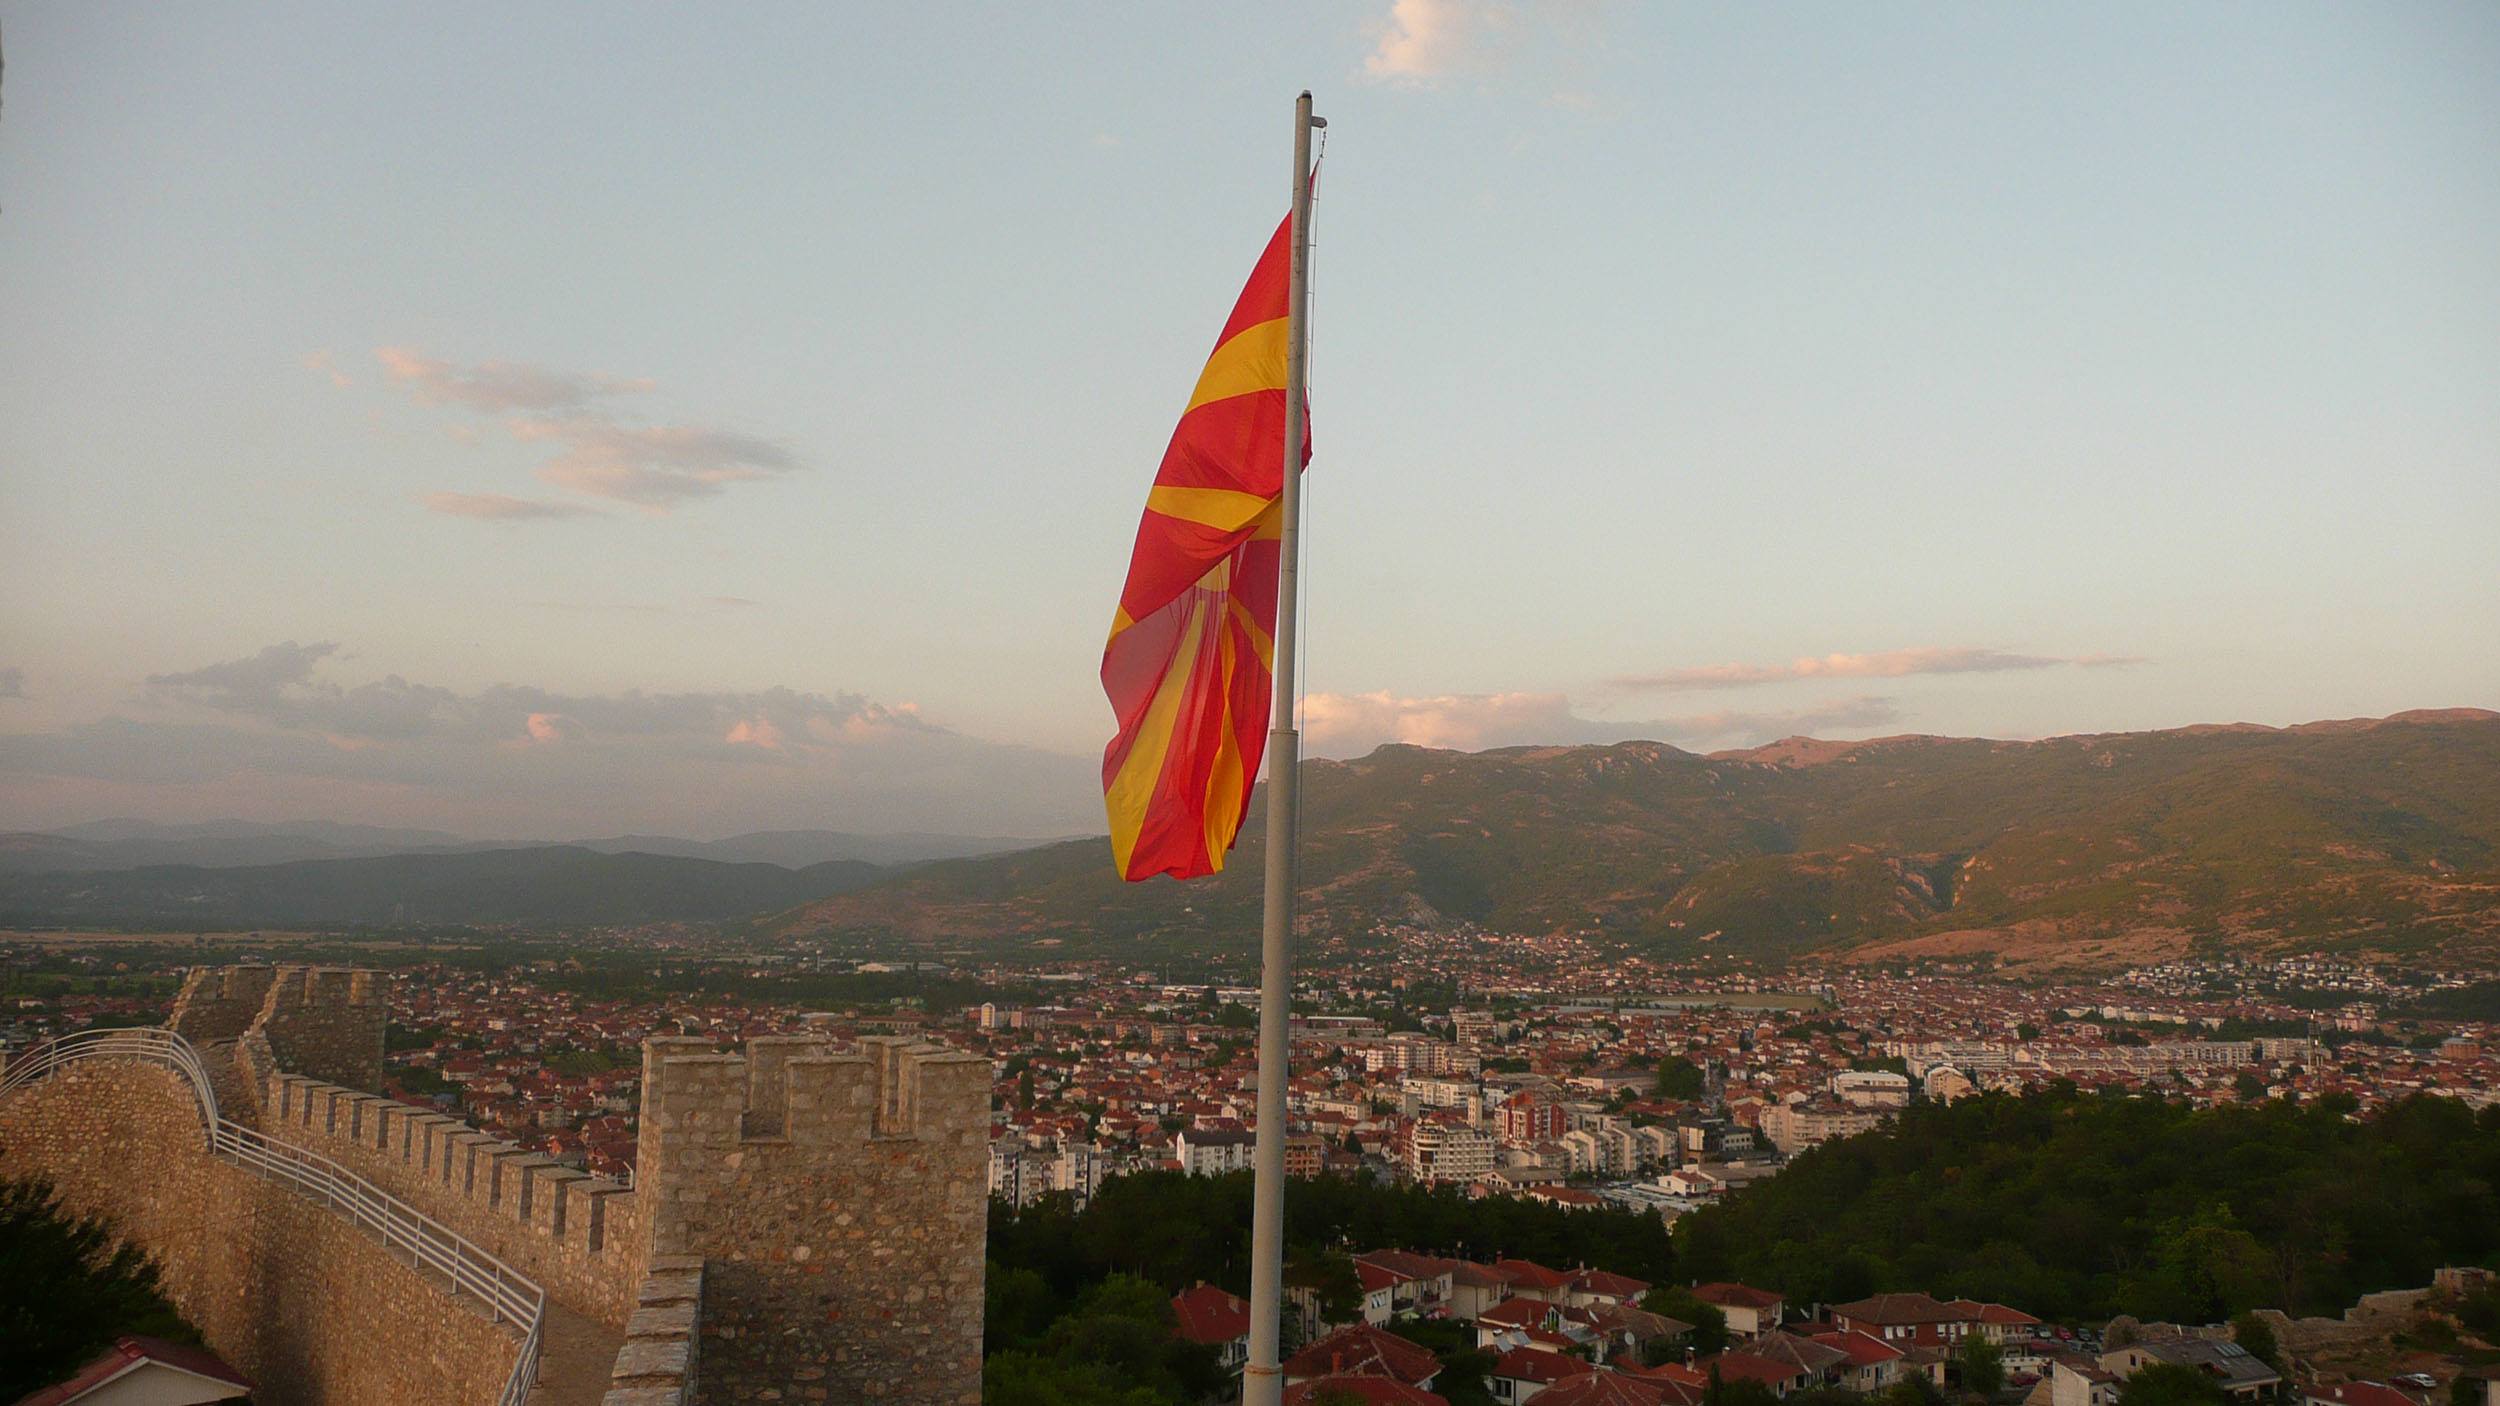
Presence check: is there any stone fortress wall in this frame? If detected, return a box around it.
[0,1054,522,1405]
[3,964,988,1406]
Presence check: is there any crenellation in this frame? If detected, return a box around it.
[44,968,985,1401]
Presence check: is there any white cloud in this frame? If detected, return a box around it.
[1365,0,1490,82]
[1302,689,1902,756]
[1613,645,2133,693]
[1360,0,1605,89]
[9,643,1096,837]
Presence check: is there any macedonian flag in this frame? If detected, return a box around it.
[1102,211,1309,881]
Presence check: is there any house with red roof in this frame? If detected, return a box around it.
[1531,1370,1688,1406]
[1944,1299,2045,1344]
[1492,1344,1598,1404]
[1449,1261,1513,1321]
[1498,1259,1580,1304]
[1806,1327,1907,1393]
[1359,1249,1460,1318]
[1284,1323,1443,1391]
[2303,1383,2431,1406]
[1690,1283,1786,1339]
[1284,1378,1450,1406]
[1711,1346,1819,1397]
[1830,1292,1978,1348]
[12,1336,252,1406]
[1172,1282,1253,1373]
[1568,1268,1653,1310]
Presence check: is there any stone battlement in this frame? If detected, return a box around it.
[15,969,985,1405]
[264,1067,644,1326]
[640,1033,990,1150]
[173,963,386,1092]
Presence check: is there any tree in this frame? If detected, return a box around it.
[1642,1288,1728,1356]
[2117,1363,2228,1406]
[1657,1057,1707,1101]
[0,1178,204,1400]
[1888,1375,1948,1406]
[1956,1333,2006,1398]
[2227,1313,2281,1376]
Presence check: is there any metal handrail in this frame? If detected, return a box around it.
[2,1026,545,1405]
[1,1027,221,1135]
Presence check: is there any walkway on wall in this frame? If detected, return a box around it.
[531,1302,629,1406]
[1,1027,552,1406]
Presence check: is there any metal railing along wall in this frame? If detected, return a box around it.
[2,1027,544,1406]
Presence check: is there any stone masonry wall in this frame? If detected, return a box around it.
[638,1035,989,1406]
[0,1059,520,1406]
[171,963,388,1094]
[256,965,387,1092]
[168,964,279,1045]
[262,1067,646,1329]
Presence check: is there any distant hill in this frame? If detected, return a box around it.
[561,829,1053,869]
[780,709,2500,969]
[0,820,1050,875]
[0,846,886,929]
[0,818,478,873]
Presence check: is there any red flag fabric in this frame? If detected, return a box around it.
[1101,211,1309,881]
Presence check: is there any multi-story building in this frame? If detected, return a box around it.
[1759,1100,1889,1154]
[1499,1094,1569,1144]
[1175,1127,1258,1177]
[1832,1070,1911,1108]
[1401,1077,1486,1122]
[1407,1121,1497,1186]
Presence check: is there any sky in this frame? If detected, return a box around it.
[2,1,2495,840]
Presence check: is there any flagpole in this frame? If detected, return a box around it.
[1244,87,1319,1406]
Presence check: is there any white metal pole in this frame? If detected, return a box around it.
[1242,87,1317,1406]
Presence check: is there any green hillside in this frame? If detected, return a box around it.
[782,709,2500,967]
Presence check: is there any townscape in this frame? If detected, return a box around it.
[5,928,2495,1405]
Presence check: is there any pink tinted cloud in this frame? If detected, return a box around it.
[419,491,596,522]
[376,347,652,412]
[1615,645,2106,692]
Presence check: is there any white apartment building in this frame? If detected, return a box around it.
[1175,1127,1258,1176]
[1408,1122,1497,1185]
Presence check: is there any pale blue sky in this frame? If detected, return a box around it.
[2,2,2495,837]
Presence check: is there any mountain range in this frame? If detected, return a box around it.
[0,820,1048,875]
[778,708,2500,970]
[0,846,889,929]
[6,710,2494,966]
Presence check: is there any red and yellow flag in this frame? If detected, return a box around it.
[1102,211,1309,881]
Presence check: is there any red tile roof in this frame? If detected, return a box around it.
[1495,1347,1600,1386]
[1712,1352,1807,1389]
[1497,1259,1577,1292]
[1534,1373,1686,1406]
[1171,1283,1251,1346]
[1284,1324,1442,1386]
[1833,1292,1968,1326]
[1692,1282,1785,1311]
[1574,1269,1654,1299]
[1283,1377,1449,1406]
[13,1336,252,1406]
[1808,1328,1907,1367]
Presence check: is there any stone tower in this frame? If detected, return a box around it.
[171,963,386,1094]
[636,1033,990,1406]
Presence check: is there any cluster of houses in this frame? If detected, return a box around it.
[1163,1268,2485,1406]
